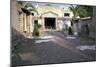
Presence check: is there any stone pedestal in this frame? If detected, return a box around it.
[73,23,78,36]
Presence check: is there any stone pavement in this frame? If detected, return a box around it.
[12,31,96,66]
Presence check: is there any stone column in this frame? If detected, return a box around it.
[23,13,27,32]
[56,17,60,31]
[32,17,34,32]
[27,15,30,35]
[29,14,33,37]
[42,17,45,31]
[19,13,23,32]
[73,22,78,36]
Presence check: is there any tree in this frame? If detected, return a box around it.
[17,1,27,9]
[77,5,93,17]
[24,2,39,14]
[69,5,93,18]
[17,1,38,14]
[69,5,80,18]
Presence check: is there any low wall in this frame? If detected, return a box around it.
[78,19,96,39]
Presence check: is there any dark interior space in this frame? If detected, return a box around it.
[64,13,70,16]
[45,18,56,29]
[34,20,38,25]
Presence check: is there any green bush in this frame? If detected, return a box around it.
[68,27,73,35]
[32,24,39,36]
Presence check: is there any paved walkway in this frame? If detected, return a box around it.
[13,31,96,66]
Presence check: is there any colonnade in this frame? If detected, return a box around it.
[18,11,34,37]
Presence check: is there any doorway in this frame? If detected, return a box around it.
[44,18,56,29]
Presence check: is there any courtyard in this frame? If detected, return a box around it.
[11,1,96,66]
[12,31,96,66]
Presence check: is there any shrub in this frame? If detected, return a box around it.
[68,27,73,35]
[32,24,39,36]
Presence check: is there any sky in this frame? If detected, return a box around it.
[22,1,77,9]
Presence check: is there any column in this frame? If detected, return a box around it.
[27,15,30,34]
[23,13,27,32]
[19,13,23,32]
[56,17,60,31]
[42,17,45,31]
[29,14,33,37]
[73,22,78,36]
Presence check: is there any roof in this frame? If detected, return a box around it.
[41,11,58,16]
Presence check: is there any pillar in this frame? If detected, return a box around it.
[27,15,30,35]
[29,14,33,37]
[23,13,27,32]
[73,22,78,36]
[56,17,60,31]
[42,17,45,31]
[19,13,23,32]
